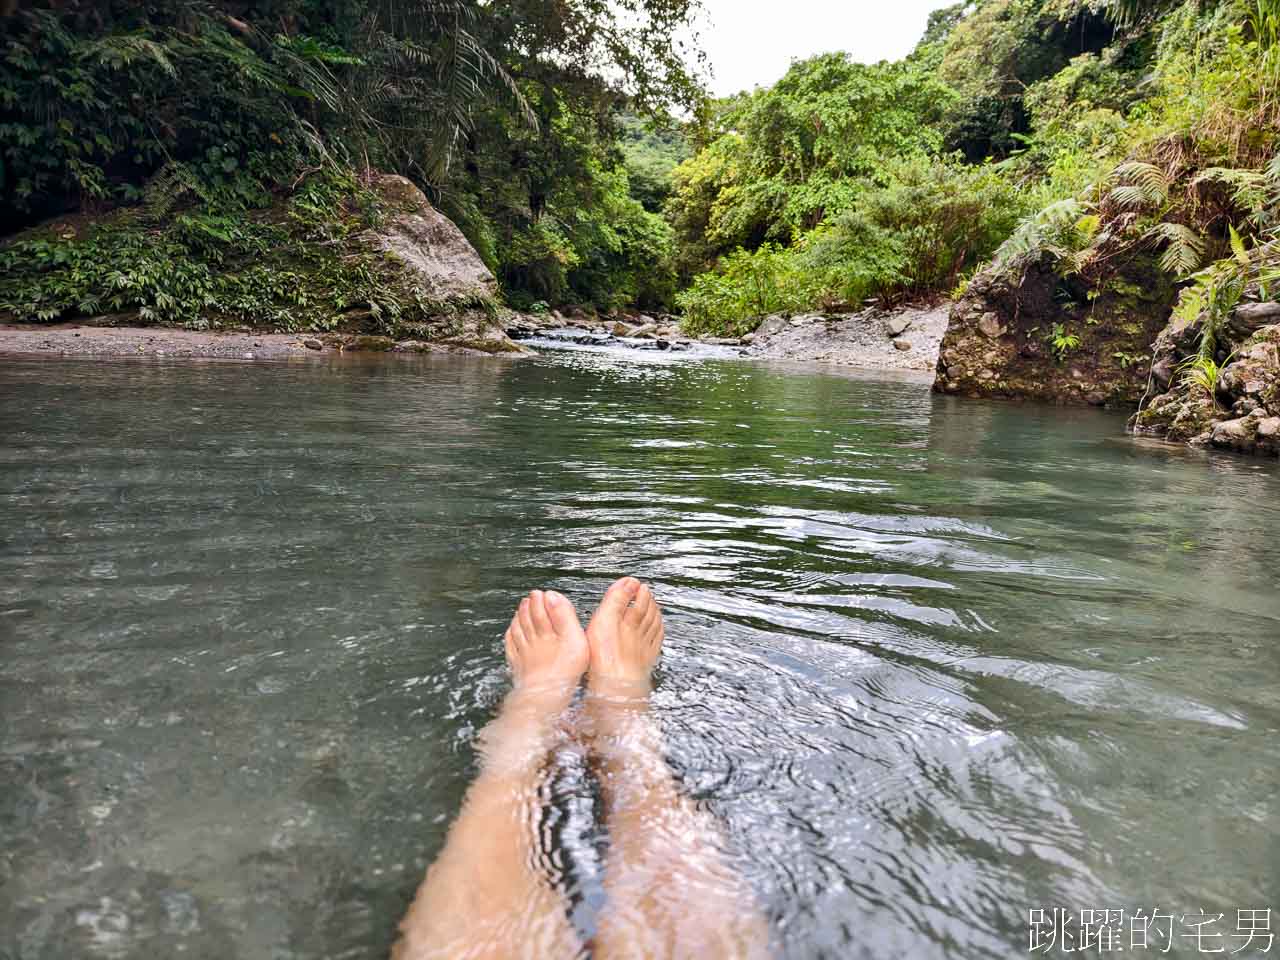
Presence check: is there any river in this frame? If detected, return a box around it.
[2,350,1278,958]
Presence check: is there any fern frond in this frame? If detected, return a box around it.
[1146,221,1205,275]
[1109,185,1151,209]
[994,198,1089,270]
[79,35,177,78]
[1113,160,1170,206]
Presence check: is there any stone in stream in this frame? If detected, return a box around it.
[894,339,912,351]
[886,316,911,338]
[1211,416,1257,451]
[302,337,323,350]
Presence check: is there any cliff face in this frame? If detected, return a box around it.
[934,256,1175,407]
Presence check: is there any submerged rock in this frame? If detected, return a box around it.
[1211,416,1257,452]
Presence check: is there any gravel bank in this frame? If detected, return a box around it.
[745,303,950,371]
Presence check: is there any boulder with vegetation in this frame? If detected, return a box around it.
[1132,239,1280,456]
[935,252,1174,406]
[0,169,524,352]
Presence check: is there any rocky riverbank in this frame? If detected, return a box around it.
[1,173,526,356]
[743,303,948,370]
[504,302,949,370]
[934,257,1173,408]
[932,254,1280,458]
[1132,301,1280,457]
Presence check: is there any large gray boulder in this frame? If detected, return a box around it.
[362,175,499,304]
[356,175,525,353]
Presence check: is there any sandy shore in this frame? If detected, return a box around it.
[0,324,333,361]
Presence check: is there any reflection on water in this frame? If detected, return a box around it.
[1,352,1278,959]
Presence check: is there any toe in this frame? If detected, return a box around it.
[596,577,642,622]
[544,590,582,638]
[517,595,536,638]
[625,583,654,625]
[529,589,553,636]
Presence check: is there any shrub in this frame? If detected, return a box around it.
[676,244,817,336]
[804,156,1030,304]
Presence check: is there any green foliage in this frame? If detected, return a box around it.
[0,171,465,334]
[1113,350,1144,367]
[665,53,956,276]
[805,156,1031,304]
[676,245,818,337]
[935,0,1119,161]
[1178,352,1232,406]
[0,0,704,315]
[1172,231,1280,359]
[1048,322,1082,359]
[675,157,1031,333]
[618,113,691,213]
[994,198,1094,271]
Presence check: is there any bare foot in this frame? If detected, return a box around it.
[504,589,589,708]
[586,577,664,699]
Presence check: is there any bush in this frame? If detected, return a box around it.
[676,244,817,336]
[804,156,1031,304]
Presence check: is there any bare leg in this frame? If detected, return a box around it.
[586,578,771,960]
[392,590,589,960]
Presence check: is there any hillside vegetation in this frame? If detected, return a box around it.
[2,0,1277,367]
[672,0,1280,342]
[0,0,697,325]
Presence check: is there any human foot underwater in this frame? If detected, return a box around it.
[391,578,771,960]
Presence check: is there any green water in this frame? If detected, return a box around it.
[1,351,1278,959]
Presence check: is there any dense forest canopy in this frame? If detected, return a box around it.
[2,0,1278,339]
[0,0,702,313]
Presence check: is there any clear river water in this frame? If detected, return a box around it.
[1,350,1278,959]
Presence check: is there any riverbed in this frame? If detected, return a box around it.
[2,350,1278,958]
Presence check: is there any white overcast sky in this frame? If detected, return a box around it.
[692,0,952,96]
